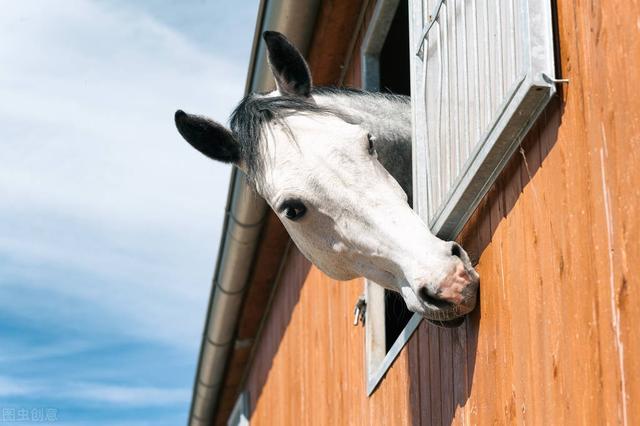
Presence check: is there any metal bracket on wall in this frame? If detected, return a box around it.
[542,73,569,85]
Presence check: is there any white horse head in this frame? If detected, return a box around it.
[175,31,479,325]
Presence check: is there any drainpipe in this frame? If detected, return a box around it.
[188,1,320,424]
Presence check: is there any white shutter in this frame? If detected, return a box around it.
[409,0,556,238]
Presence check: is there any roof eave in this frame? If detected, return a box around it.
[188,1,321,424]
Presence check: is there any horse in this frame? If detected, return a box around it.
[174,31,479,326]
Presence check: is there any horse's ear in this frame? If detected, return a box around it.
[263,31,312,97]
[175,110,241,165]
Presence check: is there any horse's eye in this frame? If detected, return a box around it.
[280,200,306,221]
[367,133,376,155]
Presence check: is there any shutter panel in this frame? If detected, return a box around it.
[409,0,556,238]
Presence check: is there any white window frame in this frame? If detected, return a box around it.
[227,392,250,426]
[361,0,422,396]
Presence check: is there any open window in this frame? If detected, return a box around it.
[363,0,556,395]
[361,0,421,396]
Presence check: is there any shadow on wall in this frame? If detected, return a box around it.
[406,94,565,424]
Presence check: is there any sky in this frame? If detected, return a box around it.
[0,0,259,424]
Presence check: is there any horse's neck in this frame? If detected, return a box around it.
[313,90,413,204]
[313,90,412,140]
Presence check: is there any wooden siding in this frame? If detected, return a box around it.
[246,249,417,424]
[239,0,640,424]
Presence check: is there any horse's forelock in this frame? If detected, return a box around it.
[229,91,354,183]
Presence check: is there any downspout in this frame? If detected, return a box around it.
[188,1,320,424]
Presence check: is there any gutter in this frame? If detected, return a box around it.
[188,1,320,424]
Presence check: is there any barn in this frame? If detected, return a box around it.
[188,0,639,424]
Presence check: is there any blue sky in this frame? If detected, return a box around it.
[0,1,259,424]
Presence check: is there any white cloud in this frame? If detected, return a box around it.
[64,383,190,406]
[0,0,253,346]
[0,374,189,407]
[0,375,41,397]
[0,339,92,364]
[0,0,239,233]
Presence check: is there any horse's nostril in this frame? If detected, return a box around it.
[451,243,462,258]
[417,287,429,301]
[418,287,453,309]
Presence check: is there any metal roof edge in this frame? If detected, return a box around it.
[187,1,321,424]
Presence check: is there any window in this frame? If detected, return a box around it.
[362,0,421,396]
[227,392,249,426]
[363,0,556,395]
